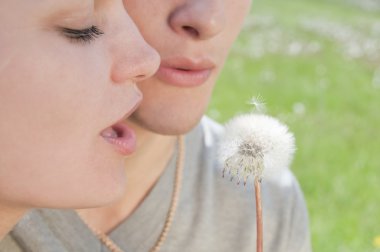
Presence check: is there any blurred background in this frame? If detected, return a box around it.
[207,0,380,251]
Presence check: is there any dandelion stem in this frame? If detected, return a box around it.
[254,177,263,252]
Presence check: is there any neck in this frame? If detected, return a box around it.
[0,204,26,240]
[77,122,177,234]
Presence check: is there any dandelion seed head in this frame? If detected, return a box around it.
[219,113,296,184]
[238,141,263,158]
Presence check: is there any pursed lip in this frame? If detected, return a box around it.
[156,56,216,87]
[100,97,141,156]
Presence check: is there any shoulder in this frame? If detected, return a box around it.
[6,209,99,252]
[182,116,224,179]
[186,116,224,151]
[0,234,23,252]
[200,116,224,140]
[260,170,311,251]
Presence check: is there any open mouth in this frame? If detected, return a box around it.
[101,120,136,156]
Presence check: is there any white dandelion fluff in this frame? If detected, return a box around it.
[219,113,296,185]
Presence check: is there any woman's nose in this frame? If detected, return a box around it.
[169,0,226,40]
[110,17,160,84]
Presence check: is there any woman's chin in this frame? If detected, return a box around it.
[27,178,127,210]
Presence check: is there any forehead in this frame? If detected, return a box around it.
[0,0,94,16]
[35,0,93,7]
[39,0,94,14]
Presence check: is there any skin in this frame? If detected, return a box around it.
[128,0,252,135]
[0,0,159,239]
[78,0,252,234]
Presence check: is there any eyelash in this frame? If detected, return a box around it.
[61,26,104,44]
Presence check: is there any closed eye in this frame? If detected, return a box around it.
[61,26,104,44]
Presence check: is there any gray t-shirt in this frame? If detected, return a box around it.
[1,117,311,252]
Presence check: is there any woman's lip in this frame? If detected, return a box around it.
[101,121,136,156]
[100,98,141,156]
[155,57,215,87]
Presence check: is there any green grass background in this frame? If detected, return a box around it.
[207,0,380,251]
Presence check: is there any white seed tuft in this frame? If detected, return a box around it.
[219,113,296,184]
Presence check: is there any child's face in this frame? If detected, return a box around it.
[125,0,252,135]
[0,0,159,209]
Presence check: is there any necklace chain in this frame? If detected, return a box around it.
[78,135,185,252]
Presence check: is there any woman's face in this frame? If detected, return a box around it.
[0,0,159,208]
[125,0,252,134]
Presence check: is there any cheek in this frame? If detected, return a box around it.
[224,0,251,44]
[1,38,108,133]
[0,38,123,207]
